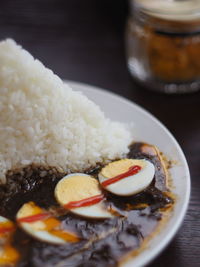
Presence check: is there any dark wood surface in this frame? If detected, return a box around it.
[0,0,199,266]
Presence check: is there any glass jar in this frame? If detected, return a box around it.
[126,0,200,93]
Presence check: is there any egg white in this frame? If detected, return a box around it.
[20,223,66,245]
[70,202,113,219]
[0,216,9,223]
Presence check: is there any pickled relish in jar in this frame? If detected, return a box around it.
[126,0,200,93]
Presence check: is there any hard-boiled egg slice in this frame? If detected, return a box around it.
[0,216,20,265]
[16,202,80,245]
[55,173,113,219]
[98,159,155,196]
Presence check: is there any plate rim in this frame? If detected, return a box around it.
[67,80,191,267]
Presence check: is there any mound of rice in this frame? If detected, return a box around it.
[0,39,132,184]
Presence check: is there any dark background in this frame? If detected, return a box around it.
[0,0,199,266]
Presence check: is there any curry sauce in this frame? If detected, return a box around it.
[0,143,173,267]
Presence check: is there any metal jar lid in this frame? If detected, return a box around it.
[131,0,200,22]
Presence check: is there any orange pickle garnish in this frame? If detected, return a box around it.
[38,216,81,243]
[40,216,80,242]
[50,228,80,243]
[0,222,15,235]
[0,217,20,265]
[0,244,20,265]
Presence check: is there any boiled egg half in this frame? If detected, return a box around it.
[98,159,155,196]
[0,216,19,265]
[16,202,80,244]
[55,173,112,219]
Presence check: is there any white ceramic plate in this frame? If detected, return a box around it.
[68,81,190,267]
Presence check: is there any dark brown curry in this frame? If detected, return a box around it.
[0,142,173,267]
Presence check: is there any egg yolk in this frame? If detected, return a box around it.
[55,175,102,206]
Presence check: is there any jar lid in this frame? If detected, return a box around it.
[132,0,200,21]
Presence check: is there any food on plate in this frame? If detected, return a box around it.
[0,39,174,267]
[17,202,80,244]
[0,216,19,265]
[0,39,132,183]
[98,159,155,196]
[55,174,113,219]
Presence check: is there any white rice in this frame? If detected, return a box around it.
[0,39,132,184]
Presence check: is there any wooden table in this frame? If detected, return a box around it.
[0,0,199,266]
